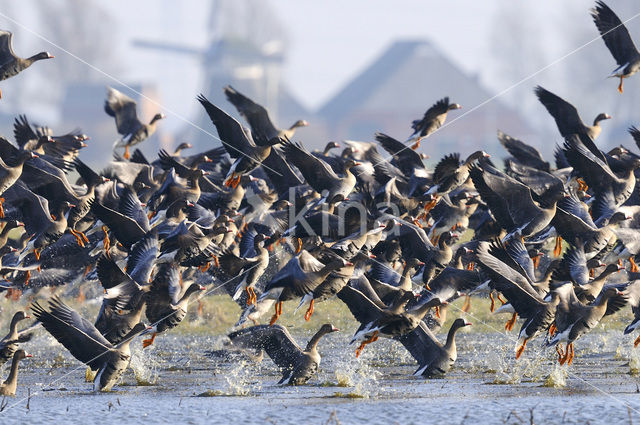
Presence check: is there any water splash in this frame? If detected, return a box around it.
[129,345,159,386]
[223,359,261,395]
[330,352,382,398]
[543,364,567,388]
[627,345,640,376]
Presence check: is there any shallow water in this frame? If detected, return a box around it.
[2,327,640,425]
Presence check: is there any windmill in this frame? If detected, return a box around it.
[133,0,294,146]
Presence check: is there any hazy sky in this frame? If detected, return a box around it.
[2,0,636,136]
[95,0,608,114]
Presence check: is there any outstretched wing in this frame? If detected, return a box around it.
[229,324,303,370]
[224,85,279,139]
[104,87,142,135]
[592,1,640,68]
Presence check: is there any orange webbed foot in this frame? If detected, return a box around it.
[304,298,315,321]
[142,332,157,348]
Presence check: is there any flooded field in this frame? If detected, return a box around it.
[1,296,640,424]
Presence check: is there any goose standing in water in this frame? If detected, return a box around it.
[0,30,53,99]
[0,311,33,366]
[229,323,338,385]
[398,318,471,377]
[0,349,31,396]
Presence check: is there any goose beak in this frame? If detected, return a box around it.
[368,253,377,259]
[203,156,213,163]
[46,53,54,59]
[331,326,339,332]
[199,285,207,291]
[16,221,24,227]
[24,315,31,319]
[24,352,33,358]
[464,320,472,326]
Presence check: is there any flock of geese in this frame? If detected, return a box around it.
[0,1,640,396]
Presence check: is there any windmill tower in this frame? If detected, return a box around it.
[134,0,290,147]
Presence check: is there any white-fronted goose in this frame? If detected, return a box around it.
[547,284,627,365]
[0,311,32,366]
[592,1,640,93]
[254,250,351,325]
[0,349,31,396]
[0,30,53,98]
[535,85,611,140]
[408,97,462,148]
[338,286,443,357]
[31,296,152,391]
[105,87,165,159]
[398,318,471,377]
[223,85,308,141]
[198,94,284,188]
[228,323,338,385]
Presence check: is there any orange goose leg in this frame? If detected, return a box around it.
[634,334,640,348]
[553,236,563,257]
[0,197,5,218]
[462,295,472,313]
[515,338,528,360]
[269,301,283,326]
[295,238,303,254]
[619,76,624,94]
[548,323,557,337]
[102,225,111,257]
[466,262,475,271]
[631,257,639,273]
[505,312,518,331]
[559,343,570,365]
[489,291,496,313]
[567,343,575,366]
[76,286,85,303]
[69,229,85,247]
[556,343,565,364]
[123,145,131,160]
[355,331,379,358]
[497,293,507,305]
[304,298,315,321]
[532,255,540,270]
[423,197,438,213]
[434,306,441,318]
[223,173,234,188]
[576,178,588,192]
[142,332,157,348]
